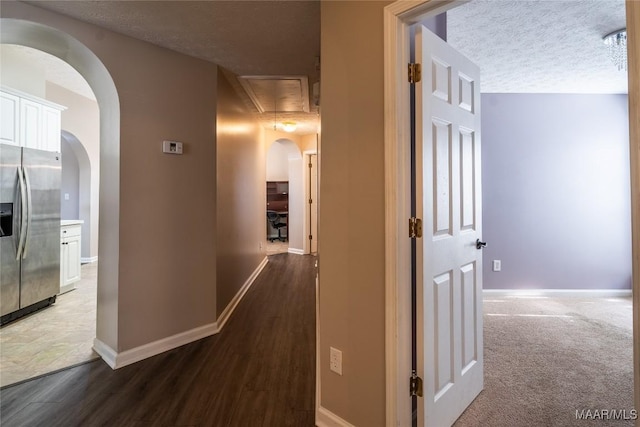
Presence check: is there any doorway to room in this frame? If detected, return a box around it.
[0,44,102,387]
[1,18,121,385]
[384,1,636,426]
[265,138,301,255]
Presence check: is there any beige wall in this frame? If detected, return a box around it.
[216,69,266,314]
[2,2,219,352]
[46,82,100,261]
[300,133,317,153]
[264,128,317,154]
[319,1,391,425]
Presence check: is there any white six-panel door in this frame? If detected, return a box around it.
[415,25,484,427]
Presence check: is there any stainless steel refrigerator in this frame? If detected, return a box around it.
[1,144,61,325]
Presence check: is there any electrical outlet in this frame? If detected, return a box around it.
[493,260,502,272]
[330,347,343,375]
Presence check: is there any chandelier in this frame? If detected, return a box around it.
[603,28,627,71]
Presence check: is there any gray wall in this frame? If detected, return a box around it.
[482,93,632,290]
[422,12,446,40]
[60,137,80,220]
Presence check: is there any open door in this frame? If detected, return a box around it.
[414,25,484,426]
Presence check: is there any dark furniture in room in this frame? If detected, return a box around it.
[267,210,287,242]
[266,181,288,212]
[266,181,288,241]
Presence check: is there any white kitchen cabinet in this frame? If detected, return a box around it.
[42,105,63,152]
[20,98,42,150]
[0,91,20,146]
[1,87,65,152]
[60,222,82,294]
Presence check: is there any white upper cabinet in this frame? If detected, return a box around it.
[42,105,63,153]
[21,98,42,149]
[1,87,65,152]
[0,91,20,146]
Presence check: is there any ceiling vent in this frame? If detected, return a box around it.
[238,75,310,113]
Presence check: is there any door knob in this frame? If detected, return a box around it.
[476,239,487,250]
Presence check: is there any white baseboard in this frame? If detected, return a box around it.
[93,338,118,369]
[316,406,356,427]
[483,289,632,298]
[94,323,219,370]
[288,248,305,255]
[216,256,268,331]
[81,256,98,264]
[93,256,269,370]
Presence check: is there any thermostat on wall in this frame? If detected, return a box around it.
[162,140,183,154]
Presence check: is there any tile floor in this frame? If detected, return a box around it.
[0,262,98,387]
[265,240,289,255]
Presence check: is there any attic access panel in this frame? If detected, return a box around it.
[238,76,310,114]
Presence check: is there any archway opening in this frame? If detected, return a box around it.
[265,138,302,255]
[1,19,121,379]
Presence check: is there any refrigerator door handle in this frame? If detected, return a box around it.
[22,165,33,259]
[16,166,28,260]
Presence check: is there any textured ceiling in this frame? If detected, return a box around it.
[27,0,320,79]
[25,0,321,134]
[447,0,628,94]
[8,0,627,136]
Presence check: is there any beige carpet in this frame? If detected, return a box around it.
[455,295,634,427]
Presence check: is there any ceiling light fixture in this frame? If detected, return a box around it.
[603,28,627,71]
[281,121,297,133]
[271,80,297,133]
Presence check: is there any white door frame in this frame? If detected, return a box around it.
[303,149,318,255]
[383,1,640,426]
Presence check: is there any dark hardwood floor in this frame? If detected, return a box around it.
[0,253,317,427]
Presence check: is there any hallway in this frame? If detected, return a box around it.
[0,254,316,426]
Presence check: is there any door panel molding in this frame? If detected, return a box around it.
[383,2,461,426]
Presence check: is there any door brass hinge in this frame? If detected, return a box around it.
[309,163,313,168]
[408,63,422,83]
[410,372,423,397]
[409,217,423,238]
[309,235,313,240]
[309,199,313,204]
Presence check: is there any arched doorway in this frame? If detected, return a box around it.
[1,19,121,367]
[266,138,302,254]
[61,131,98,263]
